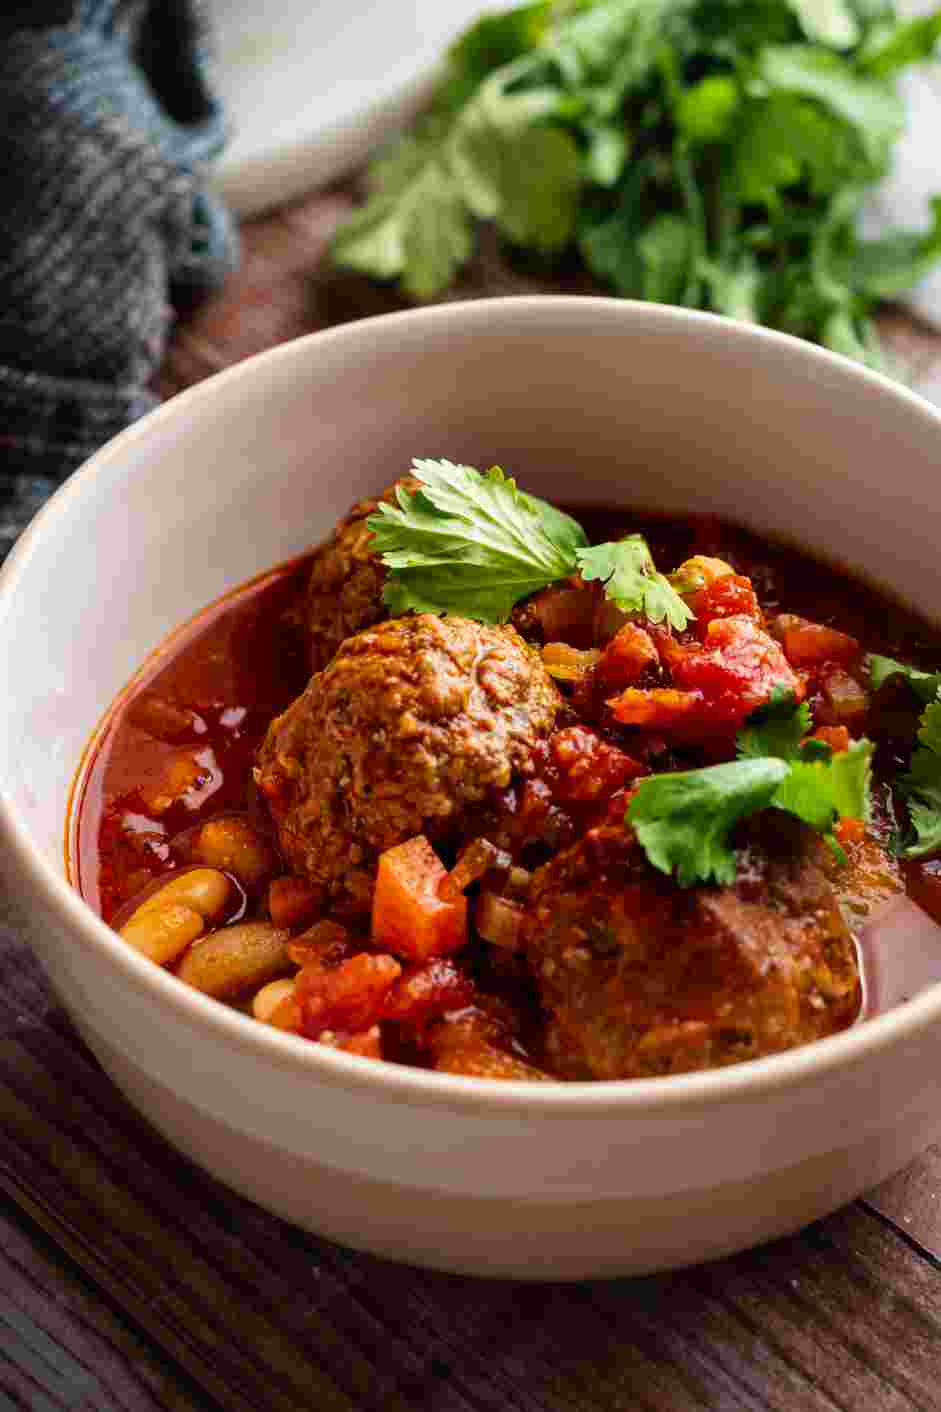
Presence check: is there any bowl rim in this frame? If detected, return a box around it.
[4,292,941,1119]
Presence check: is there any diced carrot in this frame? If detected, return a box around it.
[834,817,866,846]
[372,835,468,961]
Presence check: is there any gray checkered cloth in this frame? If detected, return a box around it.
[0,1,236,560]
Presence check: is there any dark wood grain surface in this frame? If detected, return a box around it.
[4,187,941,1412]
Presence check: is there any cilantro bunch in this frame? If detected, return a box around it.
[332,0,941,368]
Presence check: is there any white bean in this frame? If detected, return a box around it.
[252,977,297,1024]
[120,904,204,965]
[175,921,291,1000]
[130,869,231,924]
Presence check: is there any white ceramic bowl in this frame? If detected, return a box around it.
[2,297,941,1280]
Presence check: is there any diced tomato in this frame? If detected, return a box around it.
[834,817,866,846]
[687,574,761,632]
[771,614,860,668]
[671,616,804,722]
[550,724,647,800]
[372,834,468,960]
[609,617,803,737]
[287,918,354,969]
[595,622,660,689]
[268,991,303,1033]
[322,1026,383,1059]
[382,957,475,1033]
[299,953,402,1039]
[268,875,324,929]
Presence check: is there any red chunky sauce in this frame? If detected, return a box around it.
[69,509,941,1080]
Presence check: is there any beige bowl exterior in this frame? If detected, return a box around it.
[2,297,941,1279]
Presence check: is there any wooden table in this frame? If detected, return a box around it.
[4,187,941,1412]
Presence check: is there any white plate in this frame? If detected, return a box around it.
[209,0,487,217]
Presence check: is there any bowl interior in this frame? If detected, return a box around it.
[1,297,939,902]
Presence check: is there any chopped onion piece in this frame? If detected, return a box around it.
[442,837,501,900]
[475,891,525,951]
[542,642,601,682]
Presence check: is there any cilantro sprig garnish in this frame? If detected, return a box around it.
[899,702,941,859]
[869,653,941,704]
[627,691,873,886]
[578,537,693,631]
[368,459,692,628]
[870,656,941,858]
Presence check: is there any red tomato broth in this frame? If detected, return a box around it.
[68,509,941,1075]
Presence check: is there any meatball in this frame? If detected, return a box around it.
[523,814,862,1080]
[304,477,418,672]
[257,614,561,913]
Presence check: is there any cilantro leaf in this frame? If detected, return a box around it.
[859,10,941,80]
[736,688,812,760]
[900,702,941,859]
[837,197,941,301]
[450,85,582,250]
[869,653,941,703]
[628,758,790,887]
[576,536,694,630]
[786,0,859,49]
[368,459,586,624]
[675,76,741,143]
[628,695,873,886]
[770,739,873,859]
[329,135,473,299]
[757,45,905,167]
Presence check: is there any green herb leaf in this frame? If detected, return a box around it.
[757,45,904,166]
[628,693,873,886]
[899,702,941,858]
[368,459,587,624]
[858,10,941,79]
[869,653,941,703]
[576,536,694,630]
[675,75,741,142]
[770,739,873,859]
[736,688,812,760]
[628,758,790,887]
[838,197,941,301]
[786,0,860,50]
[734,95,850,207]
[329,136,473,299]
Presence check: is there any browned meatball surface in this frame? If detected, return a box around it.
[523,814,861,1080]
[257,614,561,913]
[304,478,418,672]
